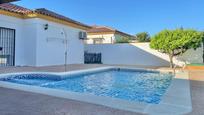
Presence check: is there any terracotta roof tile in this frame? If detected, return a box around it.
[0,3,90,29]
[0,3,32,14]
[88,26,134,38]
[87,26,115,33]
[0,0,19,4]
[34,8,90,28]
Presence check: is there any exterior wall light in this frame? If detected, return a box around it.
[44,24,49,30]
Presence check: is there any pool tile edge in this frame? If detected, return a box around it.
[0,67,192,115]
[0,81,148,114]
[145,71,192,115]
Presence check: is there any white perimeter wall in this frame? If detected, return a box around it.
[85,43,170,66]
[177,46,203,64]
[86,34,114,44]
[85,43,203,67]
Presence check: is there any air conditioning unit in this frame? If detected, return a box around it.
[79,31,87,40]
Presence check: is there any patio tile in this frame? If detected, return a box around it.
[145,103,191,115]
[0,87,142,115]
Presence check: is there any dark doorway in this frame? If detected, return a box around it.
[0,27,15,66]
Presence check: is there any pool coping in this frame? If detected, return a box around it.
[0,66,192,115]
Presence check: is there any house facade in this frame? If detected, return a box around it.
[0,3,90,66]
[86,26,134,44]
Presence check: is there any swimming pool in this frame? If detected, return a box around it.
[0,68,172,104]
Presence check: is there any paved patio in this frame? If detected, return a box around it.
[186,70,204,115]
[0,87,141,115]
[0,64,203,115]
[0,64,107,73]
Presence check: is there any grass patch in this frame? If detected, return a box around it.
[188,63,204,66]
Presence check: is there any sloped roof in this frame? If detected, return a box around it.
[0,3,32,14]
[88,26,115,33]
[0,0,19,4]
[0,3,91,29]
[35,8,90,28]
[88,26,134,38]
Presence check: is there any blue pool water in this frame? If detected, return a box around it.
[0,69,173,104]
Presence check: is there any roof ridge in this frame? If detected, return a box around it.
[92,25,116,31]
[104,26,116,31]
[34,8,90,28]
[88,25,134,37]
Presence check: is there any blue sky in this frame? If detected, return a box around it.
[15,0,204,36]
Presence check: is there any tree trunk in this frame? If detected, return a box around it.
[169,54,174,68]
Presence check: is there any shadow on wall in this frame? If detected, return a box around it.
[85,43,170,67]
[176,47,203,64]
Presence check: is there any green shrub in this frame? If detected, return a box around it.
[116,37,130,43]
[150,29,203,68]
[136,32,151,42]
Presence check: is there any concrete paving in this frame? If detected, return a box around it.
[0,64,203,115]
[186,70,204,115]
[186,80,204,115]
[0,87,141,115]
[0,64,168,74]
[0,64,107,73]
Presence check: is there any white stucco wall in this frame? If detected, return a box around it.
[35,19,85,66]
[22,19,38,66]
[134,43,203,66]
[85,43,203,67]
[86,34,115,44]
[0,14,85,66]
[86,33,131,44]
[85,43,170,67]
[0,14,26,66]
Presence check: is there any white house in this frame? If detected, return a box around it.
[0,3,90,66]
[86,26,135,44]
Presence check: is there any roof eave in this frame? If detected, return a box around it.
[0,0,19,4]
[115,31,134,38]
[0,9,91,30]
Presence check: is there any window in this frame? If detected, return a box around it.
[0,27,15,66]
